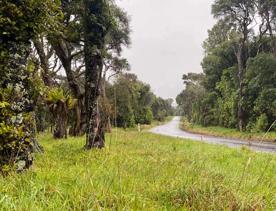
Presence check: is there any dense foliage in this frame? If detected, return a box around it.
[0,0,174,174]
[106,73,174,128]
[177,0,276,132]
[0,0,60,174]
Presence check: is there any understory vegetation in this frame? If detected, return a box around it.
[0,131,275,210]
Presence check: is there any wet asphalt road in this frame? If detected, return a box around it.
[150,117,276,153]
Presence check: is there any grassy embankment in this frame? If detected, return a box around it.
[0,130,275,210]
[180,118,276,143]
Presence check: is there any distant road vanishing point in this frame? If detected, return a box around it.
[150,117,276,153]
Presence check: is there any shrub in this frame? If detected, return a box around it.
[254,114,268,132]
[135,107,153,125]
[181,117,192,129]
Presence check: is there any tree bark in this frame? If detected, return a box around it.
[265,10,276,56]
[83,0,107,149]
[69,96,86,136]
[236,42,246,132]
[1,41,43,173]
[53,102,68,139]
[52,39,86,136]
[84,53,105,148]
[33,37,54,87]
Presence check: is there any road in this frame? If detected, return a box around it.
[150,117,276,153]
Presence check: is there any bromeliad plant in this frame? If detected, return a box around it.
[46,88,76,139]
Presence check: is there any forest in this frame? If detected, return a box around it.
[177,0,276,133]
[0,0,174,174]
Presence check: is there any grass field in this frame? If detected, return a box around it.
[180,118,276,143]
[0,130,275,210]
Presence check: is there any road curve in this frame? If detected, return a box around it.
[150,117,276,153]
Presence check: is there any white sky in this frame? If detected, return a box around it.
[116,0,216,99]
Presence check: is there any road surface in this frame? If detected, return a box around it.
[150,117,276,153]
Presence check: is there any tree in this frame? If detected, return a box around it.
[83,0,114,149]
[152,97,174,121]
[43,0,131,136]
[106,73,171,127]
[216,67,239,127]
[101,4,131,131]
[257,0,276,55]
[46,88,75,139]
[0,0,60,173]
[176,73,205,123]
[49,0,86,136]
[33,36,58,87]
[101,57,130,132]
[212,0,256,131]
[108,73,142,128]
[245,53,276,131]
[177,0,276,132]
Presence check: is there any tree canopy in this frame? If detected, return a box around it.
[177,0,276,132]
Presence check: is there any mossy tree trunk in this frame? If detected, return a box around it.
[83,0,110,149]
[0,42,42,174]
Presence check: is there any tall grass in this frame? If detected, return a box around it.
[0,131,275,210]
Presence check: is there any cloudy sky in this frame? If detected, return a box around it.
[116,0,216,100]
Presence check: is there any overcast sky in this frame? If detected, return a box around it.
[116,0,216,100]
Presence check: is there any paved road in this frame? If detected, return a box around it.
[150,117,276,153]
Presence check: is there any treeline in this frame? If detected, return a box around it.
[177,0,276,132]
[105,73,174,128]
[38,73,174,133]
[0,0,173,174]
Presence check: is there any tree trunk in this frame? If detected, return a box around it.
[84,55,105,148]
[72,100,82,135]
[33,37,53,87]
[52,39,86,136]
[31,112,44,153]
[0,41,43,173]
[101,75,112,133]
[54,115,67,139]
[53,102,68,139]
[70,96,86,136]
[106,115,112,133]
[83,0,107,149]
[236,43,246,132]
[265,11,276,57]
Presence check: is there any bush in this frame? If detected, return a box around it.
[144,108,153,124]
[155,110,166,122]
[181,117,192,129]
[246,120,255,132]
[135,107,153,125]
[254,114,268,132]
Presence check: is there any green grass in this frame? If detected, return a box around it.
[180,119,276,143]
[0,131,275,210]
